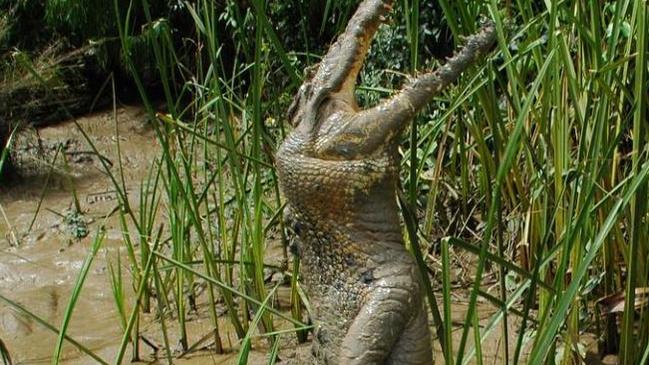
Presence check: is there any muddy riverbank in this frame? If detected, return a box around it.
[0,106,282,364]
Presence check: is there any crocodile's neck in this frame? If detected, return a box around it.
[277,132,404,257]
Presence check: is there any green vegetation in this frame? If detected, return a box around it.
[1,0,649,364]
[0,338,10,365]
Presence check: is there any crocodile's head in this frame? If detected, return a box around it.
[277,0,496,228]
[284,0,395,158]
[281,0,496,160]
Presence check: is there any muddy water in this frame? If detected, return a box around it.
[0,107,278,364]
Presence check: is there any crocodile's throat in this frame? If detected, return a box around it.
[276,132,403,249]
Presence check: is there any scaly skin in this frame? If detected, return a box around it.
[276,1,496,363]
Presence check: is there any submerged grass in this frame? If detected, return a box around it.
[0,338,10,365]
[52,227,106,364]
[3,0,649,364]
[0,293,109,365]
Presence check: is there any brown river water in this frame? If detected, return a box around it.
[0,106,610,364]
[0,107,286,364]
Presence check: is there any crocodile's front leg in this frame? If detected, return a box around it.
[276,1,496,364]
[339,262,431,364]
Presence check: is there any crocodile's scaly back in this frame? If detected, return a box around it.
[276,1,496,363]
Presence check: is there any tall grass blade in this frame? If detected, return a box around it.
[456,48,556,365]
[0,339,11,365]
[236,283,280,365]
[0,294,108,365]
[0,126,18,178]
[529,159,649,364]
[620,0,648,362]
[52,227,106,364]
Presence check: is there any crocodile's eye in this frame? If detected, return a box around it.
[287,83,313,127]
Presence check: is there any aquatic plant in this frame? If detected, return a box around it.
[2,0,649,364]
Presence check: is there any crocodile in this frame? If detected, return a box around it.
[275,1,496,363]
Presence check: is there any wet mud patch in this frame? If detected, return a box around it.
[0,106,296,364]
[0,107,152,363]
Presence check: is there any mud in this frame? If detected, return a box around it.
[0,106,279,364]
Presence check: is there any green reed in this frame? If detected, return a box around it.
[6,0,648,364]
[424,1,649,364]
[109,0,649,363]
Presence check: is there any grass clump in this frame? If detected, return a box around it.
[1,0,649,364]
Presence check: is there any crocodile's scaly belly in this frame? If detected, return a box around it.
[276,132,412,363]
